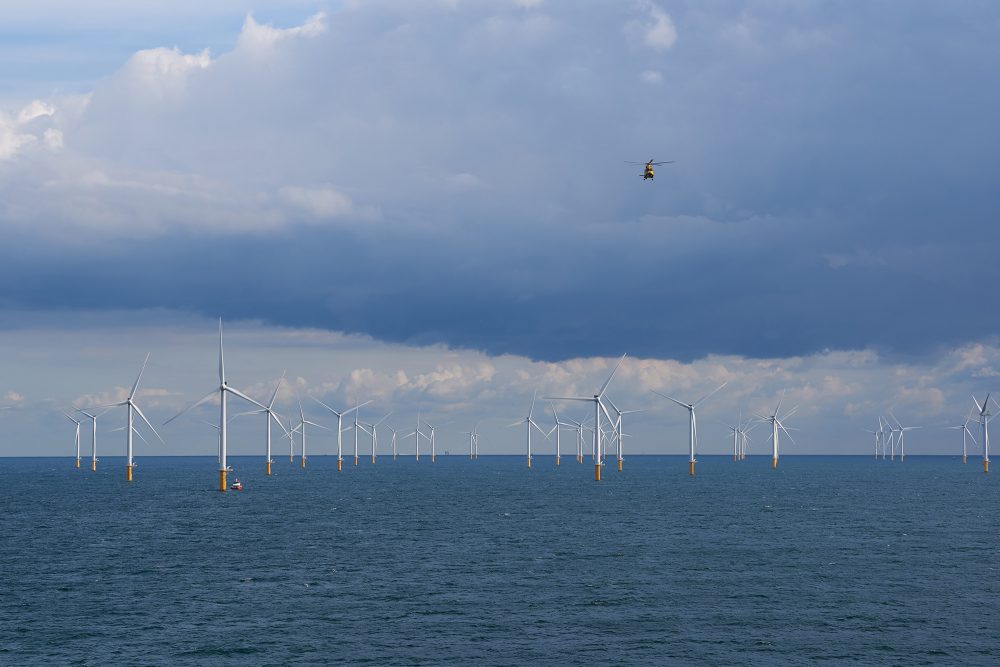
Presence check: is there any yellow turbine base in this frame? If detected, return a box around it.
[301,458,306,469]
[266,461,272,476]
[75,458,80,469]
[689,461,695,476]
[772,457,778,469]
[527,457,531,468]
[91,460,96,471]
[372,456,376,464]
[985,460,990,473]
[126,465,133,482]
[963,456,967,464]
[578,455,583,464]
[618,459,623,472]
[594,463,601,482]
[556,456,560,466]
[219,469,227,492]
[337,459,343,472]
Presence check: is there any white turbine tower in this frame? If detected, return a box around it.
[653,382,727,476]
[547,353,628,481]
[164,319,267,491]
[463,423,480,460]
[64,412,82,468]
[889,412,921,462]
[424,421,440,462]
[508,391,546,469]
[758,391,798,470]
[605,397,644,472]
[386,425,399,460]
[76,408,107,472]
[99,353,164,482]
[361,412,392,464]
[946,415,977,464]
[310,397,371,472]
[971,394,999,473]
[233,374,288,475]
[549,406,576,466]
[296,398,330,469]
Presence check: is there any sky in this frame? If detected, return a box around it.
[1,0,999,458]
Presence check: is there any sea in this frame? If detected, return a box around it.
[1,455,997,665]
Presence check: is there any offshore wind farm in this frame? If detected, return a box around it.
[2,2,1000,665]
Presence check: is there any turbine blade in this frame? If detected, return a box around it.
[598,354,628,398]
[343,399,373,416]
[218,318,225,385]
[268,372,285,409]
[132,403,164,443]
[163,388,217,425]
[129,352,151,400]
[227,386,266,410]
[693,382,727,408]
[651,390,690,410]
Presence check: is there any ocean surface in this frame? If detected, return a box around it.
[1,455,997,665]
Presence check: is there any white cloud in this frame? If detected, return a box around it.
[637,1,677,51]
[639,69,663,84]
[237,11,326,51]
[279,185,361,220]
[17,100,55,124]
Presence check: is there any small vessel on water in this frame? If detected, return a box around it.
[230,478,243,491]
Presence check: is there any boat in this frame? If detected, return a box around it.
[230,478,243,491]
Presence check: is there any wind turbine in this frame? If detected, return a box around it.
[295,398,330,469]
[363,412,392,464]
[463,423,480,460]
[549,405,576,466]
[653,382,727,476]
[605,397,644,472]
[424,421,440,462]
[863,427,879,460]
[757,391,798,469]
[311,397,371,471]
[98,353,164,481]
[889,412,921,462]
[64,412,82,468]
[508,391,547,469]
[946,415,977,464]
[971,394,999,473]
[546,353,627,481]
[232,374,288,475]
[75,408,107,472]
[386,425,399,460]
[164,319,267,491]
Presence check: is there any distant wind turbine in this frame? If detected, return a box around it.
[547,353,628,481]
[653,382,727,476]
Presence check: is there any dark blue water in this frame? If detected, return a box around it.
[1,455,997,665]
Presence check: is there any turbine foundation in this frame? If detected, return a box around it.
[594,463,601,481]
[126,465,133,482]
[75,458,80,469]
[772,457,778,469]
[986,460,990,473]
[266,461,272,476]
[219,469,227,492]
[91,460,97,472]
[337,459,343,472]
[689,461,695,476]
[618,459,623,472]
[556,456,560,466]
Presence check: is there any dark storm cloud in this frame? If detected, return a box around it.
[1,1,998,361]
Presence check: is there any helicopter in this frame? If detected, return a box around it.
[625,159,675,180]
